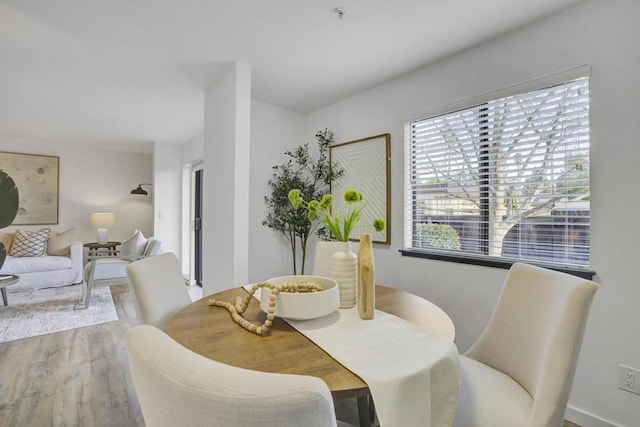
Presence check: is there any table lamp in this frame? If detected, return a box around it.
[91,212,115,244]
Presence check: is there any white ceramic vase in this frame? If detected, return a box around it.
[331,241,357,309]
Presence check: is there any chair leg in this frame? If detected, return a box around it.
[1,288,7,306]
[83,280,93,309]
[82,258,98,309]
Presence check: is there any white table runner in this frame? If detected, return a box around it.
[287,308,460,427]
[245,286,460,426]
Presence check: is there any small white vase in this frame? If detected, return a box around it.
[331,241,357,309]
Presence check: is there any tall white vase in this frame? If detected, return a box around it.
[330,241,357,309]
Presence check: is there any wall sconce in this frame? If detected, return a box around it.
[130,183,152,196]
[90,212,115,244]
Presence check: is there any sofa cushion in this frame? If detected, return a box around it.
[142,237,163,256]
[10,229,51,257]
[47,228,75,256]
[121,229,147,259]
[1,255,72,274]
[0,232,14,253]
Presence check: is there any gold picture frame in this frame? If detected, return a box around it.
[0,151,59,225]
[330,134,390,244]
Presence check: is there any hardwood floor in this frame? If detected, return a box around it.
[0,284,582,427]
[0,285,144,426]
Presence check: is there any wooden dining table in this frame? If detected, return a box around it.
[166,284,455,425]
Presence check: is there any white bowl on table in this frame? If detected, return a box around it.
[259,275,340,320]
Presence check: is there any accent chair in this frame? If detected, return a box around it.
[125,252,191,330]
[126,324,341,427]
[453,263,597,427]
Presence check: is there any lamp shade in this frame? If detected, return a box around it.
[131,183,152,195]
[90,212,115,229]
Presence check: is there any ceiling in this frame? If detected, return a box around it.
[0,0,582,153]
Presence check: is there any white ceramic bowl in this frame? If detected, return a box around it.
[259,275,340,320]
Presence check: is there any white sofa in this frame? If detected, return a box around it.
[0,241,84,291]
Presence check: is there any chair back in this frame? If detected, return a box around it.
[126,252,192,330]
[465,263,597,426]
[126,324,337,427]
[312,240,359,277]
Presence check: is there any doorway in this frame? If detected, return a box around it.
[194,168,203,287]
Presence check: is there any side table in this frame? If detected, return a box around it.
[0,274,20,306]
[84,241,121,257]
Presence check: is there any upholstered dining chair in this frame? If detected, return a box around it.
[126,324,342,427]
[453,263,597,427]
[126,252,192,330]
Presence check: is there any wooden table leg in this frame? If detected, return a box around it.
[1,288,7,306]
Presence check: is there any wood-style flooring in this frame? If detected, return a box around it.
[0,285,143,426]
[0,284,582,427]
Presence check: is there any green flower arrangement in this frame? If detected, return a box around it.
[288,188,385,242]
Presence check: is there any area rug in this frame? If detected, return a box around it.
[0,284,118,343]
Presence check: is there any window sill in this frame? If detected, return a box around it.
[399,249,595,280]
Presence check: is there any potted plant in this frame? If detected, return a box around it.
[288,188,385,242]
[289,188,385,308]
[263,129,343,274]
[0,170,20,270]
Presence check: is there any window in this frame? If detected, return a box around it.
[404,77,590,271]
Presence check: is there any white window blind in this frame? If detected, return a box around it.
[404,77,590,268]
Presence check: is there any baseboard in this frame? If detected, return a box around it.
[565,406,619,427]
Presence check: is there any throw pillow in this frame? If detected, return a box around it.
[121,229,147,259]
[10,228,51,257]
[142,238,162,257]
[0,232,15,253]
[47,228,75,256]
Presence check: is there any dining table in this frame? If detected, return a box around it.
[166,284,458,426]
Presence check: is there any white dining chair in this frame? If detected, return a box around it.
[126,252,192,330]
[453,263,597,427]
[126,324,342,427]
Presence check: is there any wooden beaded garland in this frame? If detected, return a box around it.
[209,281,323,335]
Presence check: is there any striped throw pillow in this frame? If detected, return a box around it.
[10,229,51,257]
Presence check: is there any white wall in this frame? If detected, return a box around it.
[182,134,204,166]
[248,99,307,282]
[176,99,306,286]
[202,62,252,295]
[303,1,640,425]
[0,136,153,246]
[153,142,182,256]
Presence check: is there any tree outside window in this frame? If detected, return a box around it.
[406,77,590,267]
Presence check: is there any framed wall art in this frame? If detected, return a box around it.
[330,133,390,244]
[0,151,59,225]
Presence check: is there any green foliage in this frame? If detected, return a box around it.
[289,188,385,242]
[416,223,461,250]
[0,170,19,269]
[556,153,590,200]
[263,130,343,274]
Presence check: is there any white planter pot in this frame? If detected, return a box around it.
[330,241,357,309]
